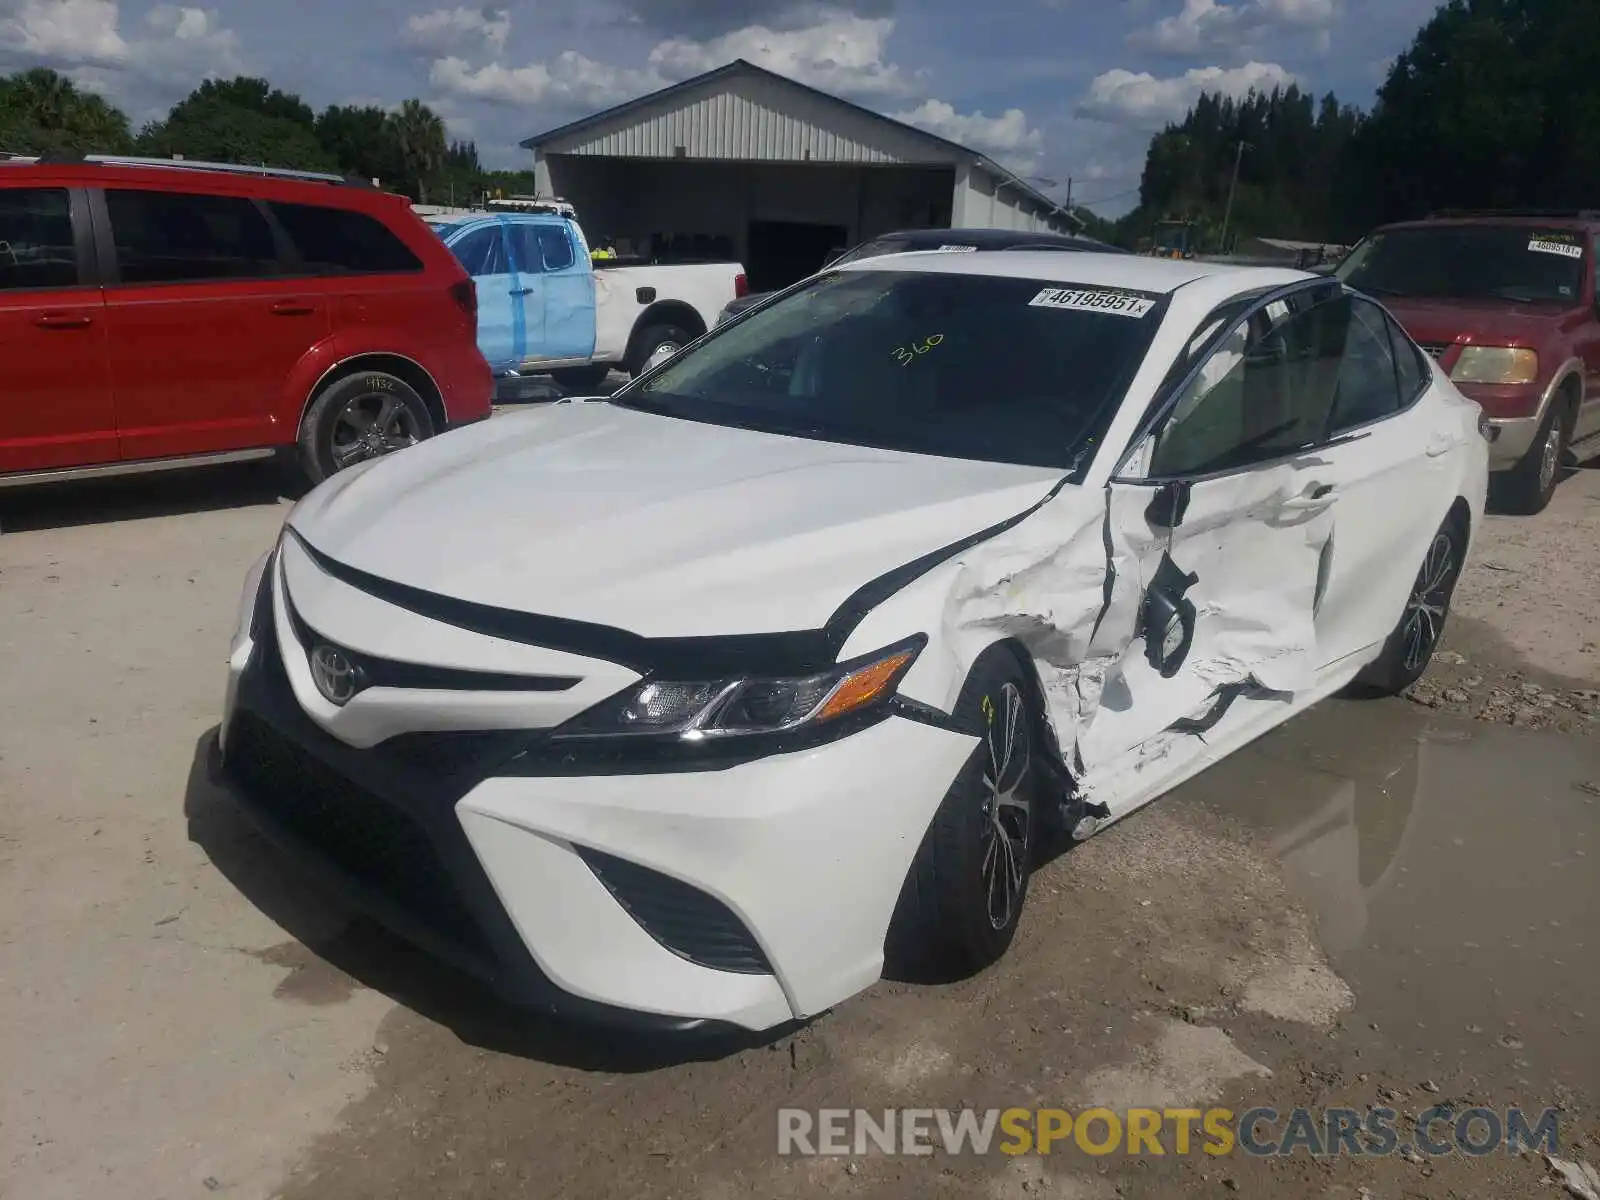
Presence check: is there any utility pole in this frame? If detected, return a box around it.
[1219,139,1248,255]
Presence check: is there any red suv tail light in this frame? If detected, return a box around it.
[733,272,748,298]
[450,279,476,319]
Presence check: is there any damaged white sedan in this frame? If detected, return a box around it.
[219,251,1489,1032]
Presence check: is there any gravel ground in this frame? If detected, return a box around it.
[1,450,1596,1200]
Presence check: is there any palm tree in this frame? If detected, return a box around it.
[0,68,132,154]
[389,98,447,203]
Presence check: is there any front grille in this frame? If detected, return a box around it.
[226,710,496,961]
[578,846,773,974]
[1418,341,1453,359]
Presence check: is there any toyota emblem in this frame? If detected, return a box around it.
[310,643,363,706]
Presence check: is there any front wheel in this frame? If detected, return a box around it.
[888,654,1040,977]
[1356,513,1467,695]
[1496,395,1571,515]
[297,371,435,485]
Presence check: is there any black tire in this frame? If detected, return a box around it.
[888,652,1041,977]
[297,371,435,486]
[1496,393,1572,515]
[1355,511,1468,696]
[628,323,693,378]
[549,364,612,393]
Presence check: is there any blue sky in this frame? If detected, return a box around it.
[0,0,1445,215]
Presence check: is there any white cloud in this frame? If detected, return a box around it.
[1077,60,1295,125]
[1129,0,1336,56]
[0,0,129,64]
[403,6,510,55]
[430,50,660,108]
[893,98,1043,166]
[647,11,912,97]
[0,0,242,110]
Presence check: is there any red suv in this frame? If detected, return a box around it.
[0,154,493,488]
[1336,211,1600,513]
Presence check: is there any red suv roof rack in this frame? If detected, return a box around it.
[1426,207,1600,220]
[5,149,375,187]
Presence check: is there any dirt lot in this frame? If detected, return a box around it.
[2,453,1597,1200]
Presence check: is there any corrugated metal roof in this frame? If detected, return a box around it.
[522,60,1071,224]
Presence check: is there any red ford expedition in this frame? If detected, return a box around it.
[0,154,493,489]
[1335,211,1600,513]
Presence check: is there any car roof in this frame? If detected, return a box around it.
[868,227,1111,250]
[839,249,1313,295]
[0,157,400,207]
[1378,214,1600,233]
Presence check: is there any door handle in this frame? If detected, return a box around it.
[1281,483,1336,511]
[510,287,533,296]
[34,312,92,329]
[270,300,315,316]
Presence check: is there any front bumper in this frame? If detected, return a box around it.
[1454,382,1544,471]
[218,571,977,1032]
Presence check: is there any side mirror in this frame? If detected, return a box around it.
[1141,552,1199,678]
[1144,479,1192,529]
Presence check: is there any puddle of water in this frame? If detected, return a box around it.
[1176,698,1598,1093]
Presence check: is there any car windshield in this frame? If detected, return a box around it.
[1336,225,1587,304]
[614,268,1166,470]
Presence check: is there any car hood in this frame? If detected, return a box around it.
[287,402,1067,639]
[1381,295,1580,349]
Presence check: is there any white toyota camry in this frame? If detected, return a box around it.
[220,250,1489,1032]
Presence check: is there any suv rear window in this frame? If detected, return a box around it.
[269,202,424,275]
[106,189,278,285]
[0,187,78,290]
[1337,224,1587,305]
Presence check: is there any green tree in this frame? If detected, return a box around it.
[138,76,336,171]
[0,68,133,155]
[314,104,404,186]
[390,98,447,202]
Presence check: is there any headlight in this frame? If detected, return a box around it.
[1450,346,1539,386]
[554,637,924,742]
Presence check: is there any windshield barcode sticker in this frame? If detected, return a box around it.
[1029,287,1156,317]
[930,244,977,252]
[1529,238,1583,259]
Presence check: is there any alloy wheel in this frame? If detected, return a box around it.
[1400,531,1457,673]
[330,392,423,468]
[1538,412,1564,493]
[979,682,1033,930]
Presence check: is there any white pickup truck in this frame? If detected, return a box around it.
[428,210,748,391]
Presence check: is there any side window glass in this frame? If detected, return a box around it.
[448,227,504,276]
[1386,312,1428,399]
[268,202,423,274]
[1149,293,1351,477]
[537,225,575,271]
[106,189,278,285]
[1328,298,1403,433]
[509,223,576,273]
[0,187,78,290]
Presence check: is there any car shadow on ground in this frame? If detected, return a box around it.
[0,460,299,534]
[182,729,796,1071]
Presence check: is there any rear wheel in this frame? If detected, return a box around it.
[1497,393,1572,515]
[628,323,692,378]
[1356,512,1467,696]
[297,371,435,485]
[549,364,612,393]
[888,653,1040,976]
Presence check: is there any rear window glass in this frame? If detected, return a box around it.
[619,268,1166,470]
[1336,225,1586,305]
[269,202,424,275]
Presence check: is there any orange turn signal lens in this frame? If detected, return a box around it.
[814,650,916,723]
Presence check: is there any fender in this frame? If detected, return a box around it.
[1535,356,1585,422]
[275,330,449,438]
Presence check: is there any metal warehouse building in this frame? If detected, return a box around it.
[523,59,1078,292]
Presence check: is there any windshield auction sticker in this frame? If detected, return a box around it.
[1030,286,1157,318]
[1528,234,1583,258]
